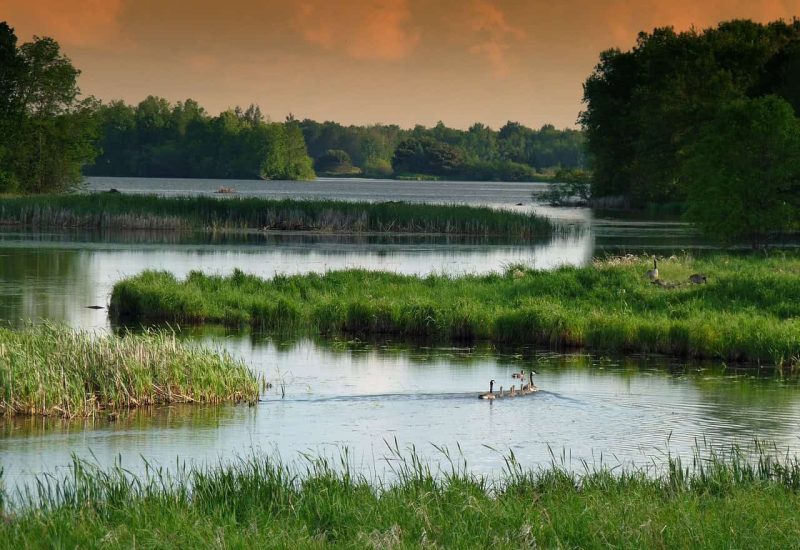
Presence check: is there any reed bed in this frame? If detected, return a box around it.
[110,253,800,365]
[0,324,258,417]
[0,194,553,237]
[2,444,800,547]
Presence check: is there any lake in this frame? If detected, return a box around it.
[2,177,795,489]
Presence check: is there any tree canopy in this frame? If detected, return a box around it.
[301,119,586,180]
[0,22,98,193]
[87,99,315,180]
[682,96,800,244]
[581,19,800,205]
[392,137,464,176]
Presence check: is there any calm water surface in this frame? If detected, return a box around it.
[2,337,798,487]
[1,177,794,489]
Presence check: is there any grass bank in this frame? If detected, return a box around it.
[0,324,258,417]
[110,254,800,365]
[0,194,552,237]
[2,446,799,547]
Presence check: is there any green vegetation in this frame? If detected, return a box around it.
[581,19,800,241]
[392,136,463,177]
[2,445,800,547]
[110,254,800,365]
[88,99,586,182]
[89,99,315,181]
[0,324,258,417]
[539,168,592,206]
[303,120,587,179]
[0,22,97,194]
[682,96,800,244]
[0,193,553,236]
[314,149,361,176]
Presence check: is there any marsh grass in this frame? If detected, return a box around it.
[2,443,800,547]
[0,324,258,417]
[111,253,800,365]
[0,194,553,237]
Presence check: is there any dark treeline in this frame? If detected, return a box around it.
[88,101,586,182]
[85,99,315,180]
[300,120,586,180]
[581,18,800,242]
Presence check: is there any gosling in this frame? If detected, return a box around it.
[688,273,707,284]
[512,369,525,379]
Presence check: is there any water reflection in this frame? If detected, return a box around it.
[0,246,95,325]
[2,336,797,490]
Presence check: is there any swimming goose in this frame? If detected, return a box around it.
[512,369,525,379]
[479,380,496,400]
[645,257,659,281]
[526,371,538,392]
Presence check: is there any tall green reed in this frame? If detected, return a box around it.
[0,323,258,417]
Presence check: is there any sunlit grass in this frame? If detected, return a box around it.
[0,324,258,417]
[1,443,799,547]
[0,193,553,237]
[110,253,800,365]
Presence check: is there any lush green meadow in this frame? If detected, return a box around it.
[0,194,552,237]
[0,324,258,417]
[2,446,799,548]
[110,254,800,365]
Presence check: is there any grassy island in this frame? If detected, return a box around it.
[0,324,258,417]
[111,254,800,365]
[2,447,799,547]
[0,194,552,238]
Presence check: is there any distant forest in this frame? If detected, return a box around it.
[85,98,587,182]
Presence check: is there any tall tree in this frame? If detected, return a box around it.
[0,25,98,193]
[0,22,24,190]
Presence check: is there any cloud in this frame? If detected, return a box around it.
[1,0,127,48]
[466,0,525,77]
[598,0,800,47]
[295,0,420,61]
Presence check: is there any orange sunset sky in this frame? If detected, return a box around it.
[2,1,800,128]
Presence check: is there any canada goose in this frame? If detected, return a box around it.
[521,371,538,394]
[645,257,659,281]
[512,369,524,379]
[510,385,517,397]
[499,386,504,398]
[688,273,707,284]
[479,380,496,400]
